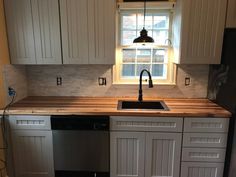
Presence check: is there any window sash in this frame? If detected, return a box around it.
[114,8,174,84]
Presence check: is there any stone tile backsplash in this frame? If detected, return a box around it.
[3,64,209,99]
[25,64,209,98]
[2,65,28,103]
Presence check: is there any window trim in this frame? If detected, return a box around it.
[113,6,176,85]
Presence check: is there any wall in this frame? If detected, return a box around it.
[0,0,10,108]
[26,64,209,98]
[0,0,10,176]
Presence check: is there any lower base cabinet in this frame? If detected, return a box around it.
[110,131,182,177]
[11,130,54,177]
[181,162,224,177]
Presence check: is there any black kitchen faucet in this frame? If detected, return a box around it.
[138,69,153,102]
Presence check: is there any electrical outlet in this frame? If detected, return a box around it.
[185,77,191,86]
[98,77,106,86]
[57,77,62,86]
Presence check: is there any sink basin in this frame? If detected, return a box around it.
[117,100,169,111]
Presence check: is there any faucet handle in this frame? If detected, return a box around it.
[149,79,153,88]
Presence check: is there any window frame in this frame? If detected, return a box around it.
[113,6,176,85]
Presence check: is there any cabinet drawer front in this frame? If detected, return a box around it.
[9,115,51,130]
[182,148,226,162]
[181,162,224,177]
[183,133,227,148]
[110,117,183,132]
[184,118,229,133]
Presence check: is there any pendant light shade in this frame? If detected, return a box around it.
[133,27,154,43]
[133,0,154,44]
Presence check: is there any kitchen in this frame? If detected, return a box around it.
[0,0,236,177]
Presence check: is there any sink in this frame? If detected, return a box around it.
[117,100,169,111]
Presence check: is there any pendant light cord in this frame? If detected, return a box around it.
[143,0,146,28]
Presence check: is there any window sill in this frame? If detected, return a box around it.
[112,82,176,86]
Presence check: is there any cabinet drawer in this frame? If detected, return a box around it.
[184,118,229,133]
[9,115,51,130]
[182,148,226,162]
[110,116,183,132]
[183,133,227,148]
[181,162,224,177]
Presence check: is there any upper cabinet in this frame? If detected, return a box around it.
[172,0,228,64]
[60,0,89,64]
[4,0,62,64]
[226,0,236,28]
[60,0,116,64]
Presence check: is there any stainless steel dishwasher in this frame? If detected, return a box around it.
[51,115,110,177]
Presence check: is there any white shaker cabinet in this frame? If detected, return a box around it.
[11,130,54,177]
[60,0,89,64]
[4,0,62,64]
[9,116,54,177]
[110,132,145,177]
[226,0,236,28]
[181,162,224,177]
[110,117,183,177]
[60,0,116,64]
[87,0,116,64]
[172,0,228,64]
[181,118,229,177]
[145,133,181,177]
[4,0,36,64]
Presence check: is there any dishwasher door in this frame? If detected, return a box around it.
[53,130,109,177]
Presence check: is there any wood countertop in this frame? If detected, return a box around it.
[0,96,231,118]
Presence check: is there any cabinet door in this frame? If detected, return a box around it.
[177,0,227,64]
[110,132,145,177]
[4,0,36,64]
[88,0,115,64]
[32,0,62,64]
[181,162,224,177]
[11,130,54,177]
[226,0,236,28]
[145,133,182,177]
[60,0,89,64]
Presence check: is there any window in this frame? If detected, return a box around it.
[114,8,175,84]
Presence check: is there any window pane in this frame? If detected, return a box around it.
[122,31,137,45]
[153,30,168,45]
[152,64,164,77]
[153,49,167,62]
[136,64,151,76]
[122,14,136,30]
[137,49,151,63]
[138,14,152,30]
[122,64,135,77]
[122,49,136,63]
[154,15,169,29]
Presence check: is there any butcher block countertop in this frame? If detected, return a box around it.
[0,96,231,118]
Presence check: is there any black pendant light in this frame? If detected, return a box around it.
[133,0,154,43]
